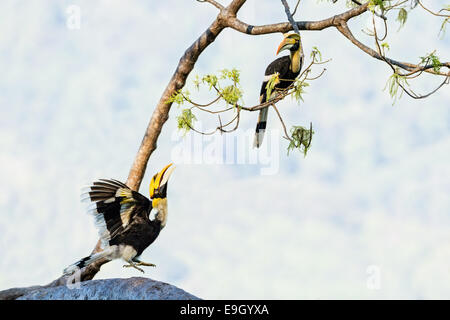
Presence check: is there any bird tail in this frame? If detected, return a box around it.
[253,107,268,148]
[63,250,112,275]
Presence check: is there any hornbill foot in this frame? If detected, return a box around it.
[123,261,145,273]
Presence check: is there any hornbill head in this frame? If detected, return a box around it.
[276,32,301,55]
[149,163,175,228]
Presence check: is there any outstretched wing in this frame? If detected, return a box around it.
[81,179,151,248]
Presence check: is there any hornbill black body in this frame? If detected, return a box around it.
[64,164,175,274]
[254,33,303,148]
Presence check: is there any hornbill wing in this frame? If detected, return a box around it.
[259,56,292,102]
[81,179,151,247]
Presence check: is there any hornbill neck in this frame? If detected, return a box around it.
[290,49,301,74]
[152,198,168,229]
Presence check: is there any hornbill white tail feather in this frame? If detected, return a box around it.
[63,249,113,275]
[254,107,269,148]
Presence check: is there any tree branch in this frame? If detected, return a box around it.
[336,21,450,76]
[224,2,370,34]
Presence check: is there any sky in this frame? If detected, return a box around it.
[0,0,449,299]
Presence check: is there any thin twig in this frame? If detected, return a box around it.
[336,21,450,76]
[417,0,450,18]
[292,0,301,17]
[271,103,292,141]
[196,0,224,10]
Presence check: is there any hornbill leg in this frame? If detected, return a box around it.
[135,262,156,267]
[132,257,156,267]
[123,260,145,273]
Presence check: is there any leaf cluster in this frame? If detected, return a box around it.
[384,69,409,105]
[287,124,314,156]
[177,109,197,135]
[168,68,244,134]
[420,51,442,73]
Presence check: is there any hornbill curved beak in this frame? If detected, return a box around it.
[149,163,175,199]
[276,33,301,55]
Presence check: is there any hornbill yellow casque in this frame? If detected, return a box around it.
[254,33,303,148]
[63,163,175,274]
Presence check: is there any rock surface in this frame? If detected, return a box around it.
[0,277,200,300]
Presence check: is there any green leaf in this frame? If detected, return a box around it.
[311,46,323,63]
[368,0,388,12]
[292,79,310,103]
[381,42,390,50]
[220,68,241,83]
[396,8,408,29]
[167,89,189,106]
[384,70,409,105]
[439,17,449,38]
[202,74,218,90]
[265,73,280,100]
[193,75,201,90]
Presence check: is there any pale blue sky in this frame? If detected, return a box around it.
[0,0,449,299]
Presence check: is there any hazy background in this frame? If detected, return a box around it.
[0,0,449,299]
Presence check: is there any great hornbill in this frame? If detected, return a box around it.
[64,163,175,274]
[254,33,303,148]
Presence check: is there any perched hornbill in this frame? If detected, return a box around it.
[254,33,303,148]
[64,163,175,274]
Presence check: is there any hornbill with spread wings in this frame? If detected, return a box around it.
[254,33,303,148]
[64,163,175,274]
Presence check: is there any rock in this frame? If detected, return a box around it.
[0,286,43,300]
[1,277,200,300]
